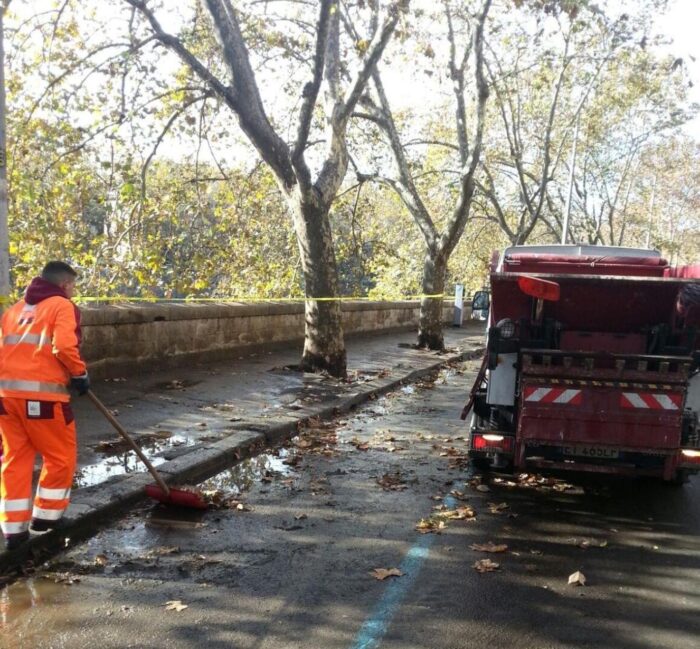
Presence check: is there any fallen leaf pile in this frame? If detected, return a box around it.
[415,517,447,534]
[490,473,585,494]
[437,506,476,520]
[292,419,339,458]
[416,502,477,533]
[198,489,252,511]
[487,502,509,514]
[376,472,407,491]
[435,444,470,469]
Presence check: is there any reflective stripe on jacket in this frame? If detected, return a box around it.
[0,296,86,402]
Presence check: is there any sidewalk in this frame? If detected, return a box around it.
[1,324,485,569]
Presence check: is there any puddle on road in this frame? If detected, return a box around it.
[73,435,197,489]
[199,451,294,495]
[68,451,299,557]
[0,577,71,630]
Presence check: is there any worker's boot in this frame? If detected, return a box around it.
[29,518,64,535]
[4,531,29,551]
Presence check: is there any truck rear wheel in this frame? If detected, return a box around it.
[668,470,690,486]
[471,457,492,472]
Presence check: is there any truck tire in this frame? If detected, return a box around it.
[668,470,689,486]
[471,457,492,472]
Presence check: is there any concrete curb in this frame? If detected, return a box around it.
[0,342,485,576]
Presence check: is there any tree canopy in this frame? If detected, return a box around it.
[2,0,697,308]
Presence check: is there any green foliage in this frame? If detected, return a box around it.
[2,0,697,306]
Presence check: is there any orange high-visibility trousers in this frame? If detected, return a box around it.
[0,397,76,536]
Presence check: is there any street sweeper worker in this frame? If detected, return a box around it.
[0,261,89,551]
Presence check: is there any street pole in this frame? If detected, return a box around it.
[644,175,657,250]
[0,2,10,307]
[561,114,580,246]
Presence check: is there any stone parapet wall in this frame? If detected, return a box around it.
[80,300,466,378]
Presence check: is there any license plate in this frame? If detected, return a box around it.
[562,445,619,460]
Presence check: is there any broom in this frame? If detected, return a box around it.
[87,390,208,509]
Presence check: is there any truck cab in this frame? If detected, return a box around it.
[465,245,700,483]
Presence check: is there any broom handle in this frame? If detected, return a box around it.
[86,390,170,497]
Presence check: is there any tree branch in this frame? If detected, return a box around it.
[140,92,213,200]
[126,0,297,189]
[338,2,403,124]
[291,0,333,188]
[443,0,492,254]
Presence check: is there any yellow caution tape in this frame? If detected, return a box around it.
[73,294,446,304]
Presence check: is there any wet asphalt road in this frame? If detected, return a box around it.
[67,327,483,488]
[1,360,699,649]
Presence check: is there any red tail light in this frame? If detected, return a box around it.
[680,450,700,465]
[518,275,561,301]
[472,433,514,453]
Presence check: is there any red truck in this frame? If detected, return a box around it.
[462,245,700,484]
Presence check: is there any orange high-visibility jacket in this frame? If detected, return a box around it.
[0,277,86,402]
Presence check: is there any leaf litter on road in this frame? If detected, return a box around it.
[369,568,403,580]
[440,506,476,520]
[415,517,447,534]
[376,471,407,491]
[164,600,188,611]
[43,572,81,585]
[199,489,252,511]
[473,559,500,573]
[565,536,608,549]
[470,541,508,553]
[349,438,370,451]
[417,504,476,533]
[568,571,586,586]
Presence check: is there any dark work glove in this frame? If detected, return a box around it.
[70,373,90,396]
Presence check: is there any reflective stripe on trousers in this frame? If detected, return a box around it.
[36,487,71,500]
[1,521,30,534]
[0,379,68,395]
[32,506,65,521]
[0,498,31,512]
[33,487,71,521]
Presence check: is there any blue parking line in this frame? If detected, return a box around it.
[350,495,457,649]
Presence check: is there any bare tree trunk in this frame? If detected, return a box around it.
[354,0,491,353]
[417,251,446,350]
[125,0,403,378]
[290,191,346,375]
